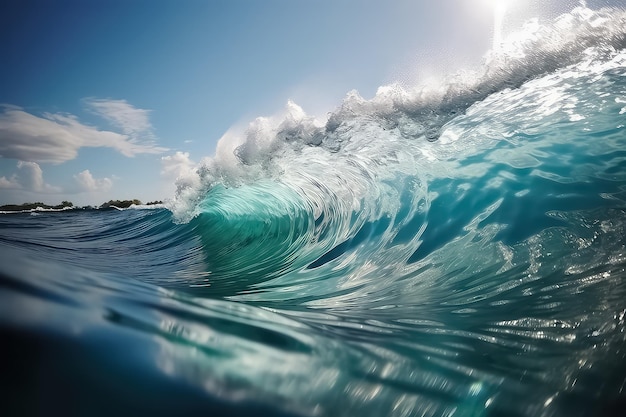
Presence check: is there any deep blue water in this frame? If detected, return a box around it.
[2,7,626,417]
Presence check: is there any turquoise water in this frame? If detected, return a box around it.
[1,7,626,417]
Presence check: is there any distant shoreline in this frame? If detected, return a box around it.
[0,199,164,212]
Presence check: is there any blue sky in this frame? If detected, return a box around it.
[0,0,619,206]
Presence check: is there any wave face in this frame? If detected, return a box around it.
[2,7,626,417]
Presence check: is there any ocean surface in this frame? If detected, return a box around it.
[2,7,626,417]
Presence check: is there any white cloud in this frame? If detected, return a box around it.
[0,103,167,164]
[74,169,113,192]
[0,161,60,192]
[17,161,45,191]
[84,98,154,138]
[161,151,196,179]
[0,174,19,189]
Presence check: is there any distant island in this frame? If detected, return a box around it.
[0,199,164,212]
[99,199,163,209]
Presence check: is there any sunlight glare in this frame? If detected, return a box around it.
[491,0,515,51]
